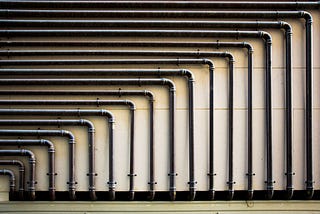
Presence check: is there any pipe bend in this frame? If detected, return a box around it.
[101,109,115,123]
[224,52,235,63]
[61,130,75,142]
[280,21,293,34]
[301,11,313,24]
[40,139,55,152]
[144,90,155,102]
[242,42,254,53]
[181,69,195,81]
[125,100,136,110]
[260,31,272,44]
[22,149,36,162]
[80,119,95,133]
[163,78,176,92]
[203,58,215,69]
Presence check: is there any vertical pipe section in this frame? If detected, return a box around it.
[0,160,25,200]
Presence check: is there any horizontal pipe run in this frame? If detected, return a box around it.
[0,20,291,29]
[0,160,24,200]
[0,29,271,38]
[0,150,35,200]
[0,78,176,200]
[0,119,96,200]
[0,129,75,200]
[1,0,318,9]
[0,169,15,199]
[0,10,312,19]
[0,139,55,200]
[0,41,252,49]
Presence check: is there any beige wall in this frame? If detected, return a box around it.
[0,9,320,199]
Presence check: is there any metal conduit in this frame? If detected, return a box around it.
[0,68,198,200]
[0,78,177,200]
[0,150,35,200]
[0,129,75,200]
[0,26,274,199]
[0,19,293,197]
[0,160,25,200]
[0,41,254,199]
[2,11,311,194]
[1,0,318,9]
[0,169,15,199]
[0,89,157,200]
[0,108,128,200]
[0,139,55,200]
[0,119,97,200]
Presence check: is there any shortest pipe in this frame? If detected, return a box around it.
[0,160,24,200]
[0,169,15,199]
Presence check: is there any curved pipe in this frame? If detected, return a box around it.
[0,77,177,200]
[0,169,15,199]
[0,89,156,200]
[0,119,97,200]
[1,1,318,9]
[0,129,75,200]
[0,109,118,200]
[0,160,24,200]
[0,139,55,200]
[0,150,35,200]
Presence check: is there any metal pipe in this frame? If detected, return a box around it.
[0,169,15,199]
[0,139,55,200]
[0,129,75,200]
[0,67,198,200]
[0,19,294,197]
[2,11,311,193]
[0,108,120,200]
[0,160,24,200]
[0,78,177,200]
[0,88,157,200]
[2,1,318,9]
[0,150,35,200]
[0,119,97,200]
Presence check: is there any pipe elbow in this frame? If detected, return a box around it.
[261,31,272,44]
[280,21,292,34]
[224,52,235,63]
[266,188,274,200]
[41,139,55,152]
[128,191,135,201]
[80,119,95,133]
[182,69,195,81]
[163,78,176,92]
[306,187,314,199]
[169,189,176,201]
[101,109,115,123]
[203,58,215,70]
[61,130,75,143]
[22,149,36,163]
[242,42,254,53]
[247,190,254,200]
[227,190,234,200]
[89,190,97,201]
[126,100,136,110]
[144,90,155,102]
[301,11,313,25]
